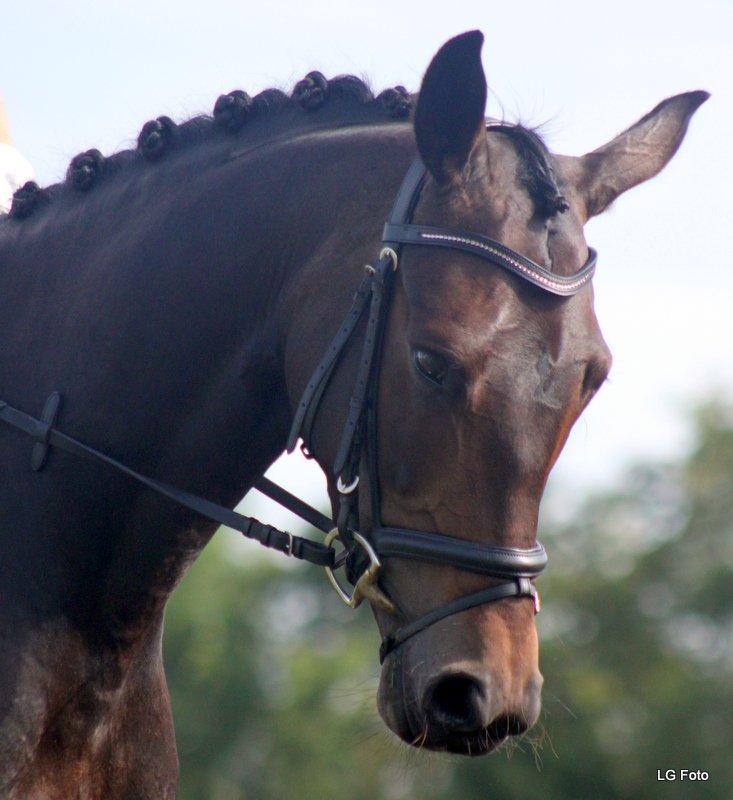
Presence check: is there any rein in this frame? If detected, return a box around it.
[0,145,596,663]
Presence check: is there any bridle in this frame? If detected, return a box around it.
[284,148,595,661]
[0,138,596,663]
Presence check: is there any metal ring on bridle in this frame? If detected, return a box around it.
[379,247,399,270]
[323,528,384,609]
[336,474,359,494]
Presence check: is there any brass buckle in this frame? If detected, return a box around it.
[324,529,394,612]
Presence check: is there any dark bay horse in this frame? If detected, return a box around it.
[0,31,706,799]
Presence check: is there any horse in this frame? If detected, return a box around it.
[0,30,706,799]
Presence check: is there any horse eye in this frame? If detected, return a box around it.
[413,348,448,386]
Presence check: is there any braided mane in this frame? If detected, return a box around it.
[3,72,564,222]
[4,74,411,220]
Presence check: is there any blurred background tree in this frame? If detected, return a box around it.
[164,399,733,799]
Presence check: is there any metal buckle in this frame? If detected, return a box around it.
[324,529,394,612]
[532,588,541,614]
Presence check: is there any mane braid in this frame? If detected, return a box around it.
[1,73,412,222]
[492,125,569,217]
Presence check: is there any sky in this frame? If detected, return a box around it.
[3,0,731,529]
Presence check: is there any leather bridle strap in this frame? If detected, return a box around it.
[333,253,394,478]
[285,272,374,455]
[381,154,596,298]
[369,528,548,577]
[253,475,334,535]
[383,223,597,297]
[0,400,336,567]
[379,578,538,663]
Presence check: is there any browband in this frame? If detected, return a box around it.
[382,154,596,297]
[383,223,596,296]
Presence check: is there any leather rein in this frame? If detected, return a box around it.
[0,147,596,663]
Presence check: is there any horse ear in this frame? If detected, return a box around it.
[575,91,709,218]
[414,31,487,184]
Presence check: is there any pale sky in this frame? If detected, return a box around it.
[4,0,731,527]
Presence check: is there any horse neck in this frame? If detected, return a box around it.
[132,122,416,503]
[0,121,416,640]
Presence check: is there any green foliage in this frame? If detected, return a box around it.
[165,400,733,799]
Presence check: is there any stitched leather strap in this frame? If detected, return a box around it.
[379,577,538,663]
[0,399,335,567]
[382,154,595,298]
[384,156,428,229]
[286,273,373,453]
[333,254,393,478]
[383,222,596,297]
[253,476,334,534]
[369,527,547,578]
[31,391,62,471]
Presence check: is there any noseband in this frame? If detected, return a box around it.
[0,143,596,663]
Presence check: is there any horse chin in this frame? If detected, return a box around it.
[422,713,530,755]
[427,732,505,756]
[377,689,507,756]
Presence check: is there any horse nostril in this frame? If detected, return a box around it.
[426,673,487,732]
